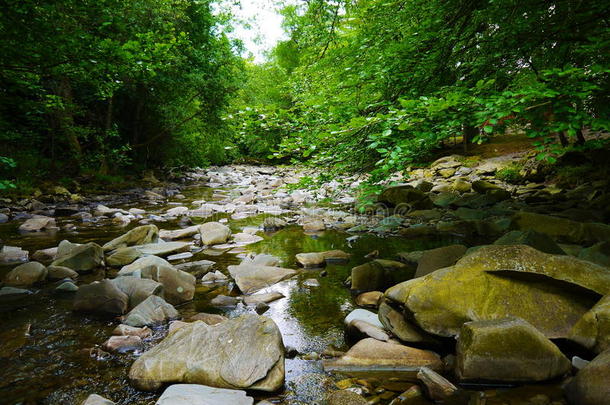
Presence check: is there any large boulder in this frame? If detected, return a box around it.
[568,295,610,354]
[228,264,297,294]
[378,186,433,210]
[129,315,284,392]
[385,245,609,338]
[456,318,571,382]
[565,349,610,405]
[351,259,414,292]
[414,245,467,278]
[102,225,159,252]
[493,230,566,255]
[3,262,47,287]
[119,256,195,304]
[512,211,610,244]
[156,384,254,405]
[73,279,129,315]
[199,222,231,245]
[460,245,610,295]
[122,295,178,327]
[52,242,104,272]
[110,276,163,308]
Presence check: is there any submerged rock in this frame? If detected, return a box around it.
[228,264,298,294]
[327,390,368,405]
[122,295,178,327]
[243,291,284,305]
[296,252,326,268]
[129,315,284,392]
[456,317,571,382]
[156,384,254,405]
[102,224,159,252]
[4,262,47,287]
[565,349,610,405]
[385,245,609,338]
[73,279,129,315]
[263,217,286,231]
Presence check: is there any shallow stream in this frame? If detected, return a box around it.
[0,183,565,404]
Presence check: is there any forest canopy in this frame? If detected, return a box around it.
[1,0,609,188]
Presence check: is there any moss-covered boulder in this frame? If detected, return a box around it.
[565,349,610,405]
[385,245,609,338]
[512,211,610,244]
[378,186,432,210]
[578,241,610,268]
[568,295,610,354]
[351,259,415,292]
[493,230,566,255]
[456,318,571,382]
[414,245,467,278]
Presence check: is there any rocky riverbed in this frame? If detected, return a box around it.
[0,158,609,405]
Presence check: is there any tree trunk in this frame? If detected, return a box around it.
[462,125,478,153]
[575,128,586,145]
[557,131,569,147]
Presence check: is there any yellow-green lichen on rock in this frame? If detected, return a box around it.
[456,317,571,382]
[385,245,607,338]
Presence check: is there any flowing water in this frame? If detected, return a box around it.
[0,183,565,404]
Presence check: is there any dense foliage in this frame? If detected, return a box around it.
[0,0,240,186]
[229,0,610,180]
[2,0,609,189]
